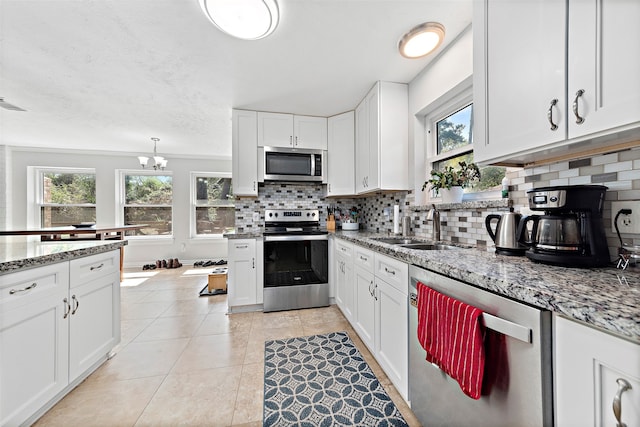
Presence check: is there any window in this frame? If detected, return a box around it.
[36,168,96,227]
[192,173,235,236]
[426,88,506,200]
[121,172,173,236]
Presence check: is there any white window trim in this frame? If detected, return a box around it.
[116,169,174,240]
[30,166,96,228]
[423,84,502,202]
[190,171,233,239]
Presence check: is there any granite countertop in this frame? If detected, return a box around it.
[0,237,128,274]
[332,230,640,343]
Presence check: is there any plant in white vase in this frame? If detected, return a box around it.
[422,161,481,203]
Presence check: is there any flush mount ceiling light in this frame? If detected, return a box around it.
[199,0,279,40]
[398,22,445,59]
[138,137,168,170]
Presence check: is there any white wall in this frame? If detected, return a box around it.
[408,25,473,205]
[6,146,232,267]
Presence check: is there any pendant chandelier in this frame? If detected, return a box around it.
[138,137,168,170]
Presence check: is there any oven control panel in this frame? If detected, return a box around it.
[265,209,318,223]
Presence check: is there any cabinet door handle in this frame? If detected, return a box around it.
[373,283,378,301]
[9,282,37,294]
[90,263,104,271]
[572,89,585,124]
[369,280,374,297]
[295,136,298,146]
[252,258,255,269]
[290,136,293,146]
[71,294,79,315]
[613,378,632,427]
[547,98,559,131]
[63,297,70,319]
[384,267,396,275]
[253,181,256,191]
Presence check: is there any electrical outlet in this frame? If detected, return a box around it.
[611,201,640,234]
[252,212,260,222]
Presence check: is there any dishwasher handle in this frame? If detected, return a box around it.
[409,291,532,344]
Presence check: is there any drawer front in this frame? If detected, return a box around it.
[335,240,353,258]
[354,246,374,270]
[0,262,70,310]
[229,239,255,257]
[70,250,120,287]
[374,253,408,295]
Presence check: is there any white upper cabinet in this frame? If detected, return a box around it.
[355,81,408,194]
[232,110,258,196]
[474,0,640,166]
[294,115,328,149]
[257,112,327,149]
[473,0,566,165]
[327,111,355,196]
[567,0,640,139]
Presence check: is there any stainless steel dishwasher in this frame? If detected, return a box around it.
[408,265,553,427]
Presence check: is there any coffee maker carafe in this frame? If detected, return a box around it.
[516,185,610,267]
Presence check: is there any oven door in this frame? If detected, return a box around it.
[263,234,329,312]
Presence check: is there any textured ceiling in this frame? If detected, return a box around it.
[0,0,472,158]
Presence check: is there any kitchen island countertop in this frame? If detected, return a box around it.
[0,237,127,274]
[332,230,640,343]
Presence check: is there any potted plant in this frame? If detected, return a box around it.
[422,161,481,203]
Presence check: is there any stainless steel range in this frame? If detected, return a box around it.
[262,209,329,312]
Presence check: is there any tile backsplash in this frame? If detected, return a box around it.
[235,146,640,262]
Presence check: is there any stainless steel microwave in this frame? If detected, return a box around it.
[259,146,326,182]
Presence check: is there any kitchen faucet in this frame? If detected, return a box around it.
[427,204,441,241]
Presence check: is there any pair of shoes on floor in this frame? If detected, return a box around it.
[155,258,183,269]
[142,264,157,271]
[194,259,226,267]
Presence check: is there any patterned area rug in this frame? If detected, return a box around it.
[263,331,408,426]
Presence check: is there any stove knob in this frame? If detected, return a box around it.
[274,213,278,217]
[307,212,311,217]
[311,212,316,217]
[268,212,272,217]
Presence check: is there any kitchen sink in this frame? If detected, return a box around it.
[373,237,425,245]
[399,243,462,250]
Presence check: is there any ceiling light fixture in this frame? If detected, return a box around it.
[138,137,168,170]
[199,0,280,40]
[398,22,445,59]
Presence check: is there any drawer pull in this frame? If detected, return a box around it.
[90,263,104,271]
[63,298,70,319]
[9,282,37,294]
[71,295,80,315]
[384,267,396,275]
[359,255,368,262]
[236,244,248,249]
[613,378,632,427]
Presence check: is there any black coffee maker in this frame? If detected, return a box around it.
[517,185,610,267]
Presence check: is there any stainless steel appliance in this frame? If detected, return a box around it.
[485,208,528,255]
[517,185,610,267]
[260,146,326,182]
[408,265,553,427]
[263,209,329,312]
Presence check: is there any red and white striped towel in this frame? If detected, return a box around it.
[416,281,485,399]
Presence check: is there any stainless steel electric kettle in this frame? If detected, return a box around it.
[485,208,528,255]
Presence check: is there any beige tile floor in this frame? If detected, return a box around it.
[34,266,421,427]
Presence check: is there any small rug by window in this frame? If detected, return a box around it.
[263,331,408,426]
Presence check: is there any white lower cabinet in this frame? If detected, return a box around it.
[227,238,263,310]
[334,239,354,321]
[554,315,640,427]
[0,250,121,427]
[353,246,375,350]
[346,242,409,401]
[68,255,121,380]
